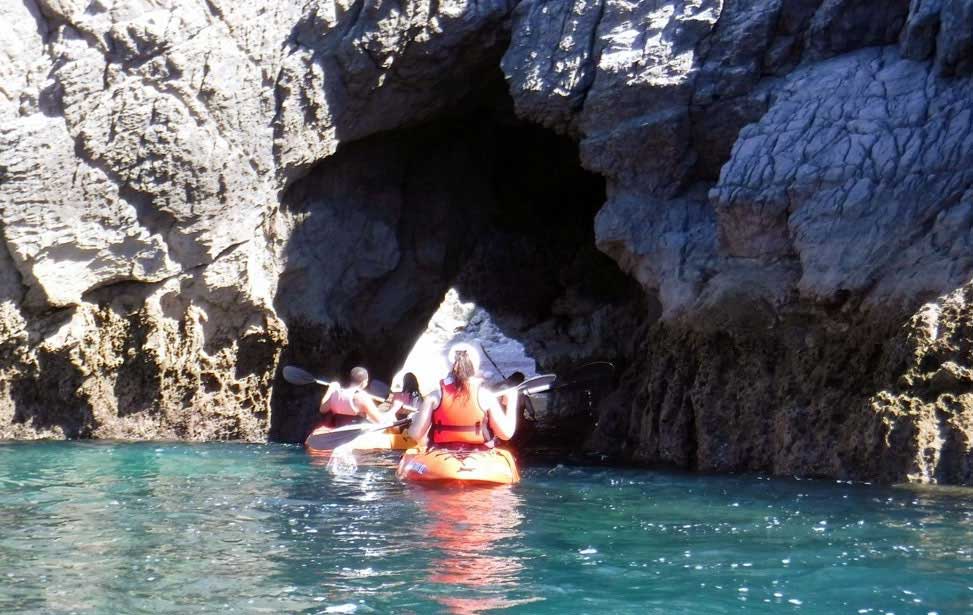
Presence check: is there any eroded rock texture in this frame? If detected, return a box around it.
[0,0,291,439]
[502,0,973,482]
[1,0,971,482]
[269,99,643,441]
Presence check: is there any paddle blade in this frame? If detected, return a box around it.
[283,365,319,386]
[305,418,413,451]
[519,373,557,396]
[368,379,390,400]
[306,425,369,451]
[326,447,359,475]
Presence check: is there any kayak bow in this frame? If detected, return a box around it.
[397,447,520,485]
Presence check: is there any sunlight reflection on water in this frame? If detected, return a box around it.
[0,442,971,614]
[326,444,359,476]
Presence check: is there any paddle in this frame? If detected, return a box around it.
[283,365,555,405]
[540,361,614,393]
[282,364,329,386]
[289,365,555,448]
[305,417,414,451]
[301,373,556,448]
[480,343,507,380]
[498,373,556,424]
[282,365,401,406]
[506,373,557,396]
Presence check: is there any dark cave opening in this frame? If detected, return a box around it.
[269,71,645,444]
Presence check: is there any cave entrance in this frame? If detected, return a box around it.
[270,70,644,445]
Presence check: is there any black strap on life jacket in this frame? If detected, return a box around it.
[429,387,493,445]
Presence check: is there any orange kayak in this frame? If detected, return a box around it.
[305,424,415,456]
[396,447,521,485]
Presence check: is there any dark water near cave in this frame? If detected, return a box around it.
[0,442,971,614]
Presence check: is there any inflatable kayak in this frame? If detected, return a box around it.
[305,423,415,456]
[396,447,521,485]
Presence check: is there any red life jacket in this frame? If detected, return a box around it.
[430,378,490,446]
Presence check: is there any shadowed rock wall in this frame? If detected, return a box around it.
[269,90,643,442]
[498,0,972,482]
[0,0,521,440]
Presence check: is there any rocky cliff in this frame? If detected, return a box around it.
[1,0,970,483]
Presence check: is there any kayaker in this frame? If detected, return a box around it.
[319,366,385,428]
[500,371,531,418]
[407,343,519,447]
[388,371,422,420]
[501,371,536,451]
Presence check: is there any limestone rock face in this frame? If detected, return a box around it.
[504,0,720,195]
[1,0,971,482]
[502,0,973,482]
[0,0,296,439]
[0,0,524,441]
[274,0,515,178]
[397,288,538,392]
[901,0,973,75]
[712,48,973,307]
[585,281,973,484]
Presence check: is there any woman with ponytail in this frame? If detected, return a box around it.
[407,342,518,447]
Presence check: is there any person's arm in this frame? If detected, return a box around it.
[318,381,339,415]
[407,390,440,445]
[483,387,517,440]
[392,392,424,420]
[388,393,405,418]
[355,392,385,424]
[500,387,520,417]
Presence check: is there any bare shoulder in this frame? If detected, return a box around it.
[477,384,500,410]
[426,388,443,403]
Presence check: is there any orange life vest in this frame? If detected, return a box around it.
[430,378,490,446]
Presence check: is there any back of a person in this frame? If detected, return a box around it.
[430,376,489,447]
[408,343,517,447]
[329,387,358,415]
[318,366,383,429]
[324,386,359,427]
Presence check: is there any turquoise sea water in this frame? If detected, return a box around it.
[0,442,971,614]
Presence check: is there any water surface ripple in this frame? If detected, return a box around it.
[0,442,971,614]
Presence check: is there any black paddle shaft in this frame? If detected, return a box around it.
[304,375,552,450]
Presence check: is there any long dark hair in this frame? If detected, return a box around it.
[403,372,420,396]
[450,349,476,396]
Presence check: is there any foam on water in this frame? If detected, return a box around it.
[326,444,359,476]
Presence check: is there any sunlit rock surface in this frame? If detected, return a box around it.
[0,0,289,439]
[500,0,972,482]
[397,288,537,393]
[1,0,971,482]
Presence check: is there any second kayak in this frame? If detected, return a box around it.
[396,447,520,485]
[305,423,415,456]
